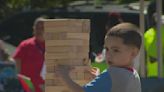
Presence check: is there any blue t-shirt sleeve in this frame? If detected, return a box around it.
[83,69,112,92]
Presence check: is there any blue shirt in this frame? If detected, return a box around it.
[83,69,112,92]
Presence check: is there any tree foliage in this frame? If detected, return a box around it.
[0,0,76,21]
[0,0,152,21]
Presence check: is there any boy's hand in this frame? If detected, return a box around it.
[89,67,100,76]
[55,65,85,92]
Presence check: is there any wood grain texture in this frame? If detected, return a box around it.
[44,19,91,92]
[46,40,89,46]
[44,32,89,40]
[46,46,89,53]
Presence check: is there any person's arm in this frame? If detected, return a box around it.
[13,42,26,74]
[55,65,85,92]
[56,65,111,92]
[62,74,85,92]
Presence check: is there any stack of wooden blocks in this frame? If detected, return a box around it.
[44,19,93,92]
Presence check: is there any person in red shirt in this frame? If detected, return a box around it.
[13,17,45,92]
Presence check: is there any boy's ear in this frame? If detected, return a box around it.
[131,47,139,58]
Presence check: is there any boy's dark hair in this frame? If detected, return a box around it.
[106,23,142,49]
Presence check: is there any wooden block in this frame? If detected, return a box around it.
[46,40,89,46]
[46,46,75,53]
[45,79,53,86]
[45,32,89,40]
[45,59,73,66]
[82,19,90,33]
[45,46,89,53]
[43,19,83,28]
[46,66,91,79]
[44,32,66,40]
[45,59,90,66]
[66,33,89,40]
[46,72,61,80]
[44,19,91,91]
[45,63,89,74]
[45,86,72,92]
[45,79,64,86]
[45,79,55,86]
[43,19,90,33]
[73,66,91,71]
[45,52,88,59]
[46,74,65,86]
[46,73,57,80]
[71,58,90,66]
[46,64,56,73]
[44,32,90,40]
[46,67,54,73]
[44,27,83,33]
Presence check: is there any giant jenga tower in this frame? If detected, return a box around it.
[44,19,93,92]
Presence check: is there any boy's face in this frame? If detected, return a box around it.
[104,36,138,67]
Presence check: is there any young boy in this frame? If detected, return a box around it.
[56,23,142,92]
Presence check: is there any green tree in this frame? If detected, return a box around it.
[0,0,76,22]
